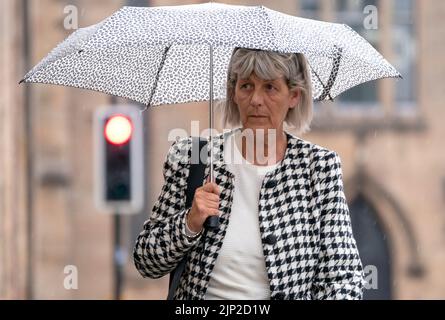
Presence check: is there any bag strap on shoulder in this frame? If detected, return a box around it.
[167,136,208,300]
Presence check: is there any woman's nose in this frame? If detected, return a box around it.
[250,89,264,107]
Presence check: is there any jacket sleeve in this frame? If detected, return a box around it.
[312,151,365,300]
[133,138,203,279]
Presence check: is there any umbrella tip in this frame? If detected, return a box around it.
[18,79,25,85]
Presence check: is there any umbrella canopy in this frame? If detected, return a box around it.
[21,2,401,106]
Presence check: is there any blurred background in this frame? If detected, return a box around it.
[1,0,444,300]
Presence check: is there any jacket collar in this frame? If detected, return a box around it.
[207,127,304,179]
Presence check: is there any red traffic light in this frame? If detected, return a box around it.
[104,115,133,145]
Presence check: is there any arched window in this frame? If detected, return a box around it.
[349,194,392,299]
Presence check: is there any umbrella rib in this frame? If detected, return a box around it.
[142,45,172,111]
[317,45,343,101]
[310,67,328,101]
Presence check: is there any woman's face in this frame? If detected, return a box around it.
[233,72,300,133]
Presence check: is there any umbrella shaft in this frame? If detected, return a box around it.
[209,45,214,183]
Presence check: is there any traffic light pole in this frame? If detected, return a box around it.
[113,212,123,300]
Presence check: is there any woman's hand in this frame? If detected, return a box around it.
[187,176,220,233]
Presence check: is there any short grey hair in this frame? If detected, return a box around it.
[220,48,313,135]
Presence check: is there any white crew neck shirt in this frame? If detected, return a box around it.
[204,131,280,300]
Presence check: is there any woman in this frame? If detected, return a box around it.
[133,48,365,300]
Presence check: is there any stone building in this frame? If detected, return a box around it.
[1,0,444,299]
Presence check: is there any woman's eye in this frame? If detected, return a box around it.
[266,84,276,91]
[240,83,252,89]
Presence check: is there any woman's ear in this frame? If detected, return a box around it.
[289,89,300,109]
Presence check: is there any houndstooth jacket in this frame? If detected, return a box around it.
[133,128,365,300]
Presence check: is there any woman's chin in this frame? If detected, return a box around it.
[244,124,273,132]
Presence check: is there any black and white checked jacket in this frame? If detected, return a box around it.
[133,128,365,300]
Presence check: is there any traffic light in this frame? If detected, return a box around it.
[94,105,144,214]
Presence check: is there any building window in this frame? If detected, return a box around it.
[299,0,320,19]
[393,0,415,106]
[335,0,379,106]
[299,0,416,116]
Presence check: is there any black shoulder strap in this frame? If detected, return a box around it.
[167,136,208,300]
[186,137,208,207]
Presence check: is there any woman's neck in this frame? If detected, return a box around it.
[237,128,287,166]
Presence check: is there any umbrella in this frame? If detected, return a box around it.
[20,2,400,103]
[20,2,401,227]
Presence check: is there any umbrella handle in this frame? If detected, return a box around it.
[204,215,220,229]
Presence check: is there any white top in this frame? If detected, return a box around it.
[204,130,279,300]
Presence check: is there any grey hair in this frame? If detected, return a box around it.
[220,48,313,135]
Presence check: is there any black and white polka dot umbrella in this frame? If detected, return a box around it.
[21,2,401,106]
